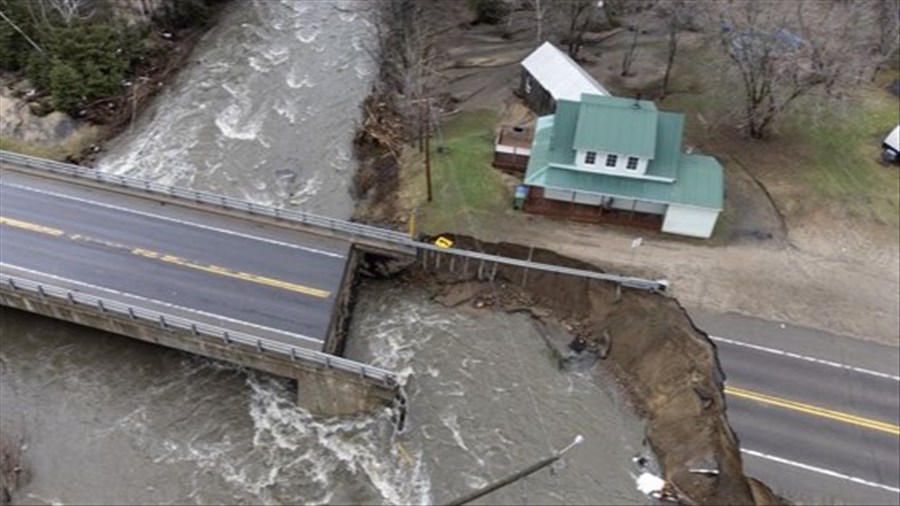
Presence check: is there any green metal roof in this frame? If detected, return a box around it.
[644,112,683,179]
[524,96,724,210]
[670,154,724,209]
[526,155,723,210]
[572,95,658,158]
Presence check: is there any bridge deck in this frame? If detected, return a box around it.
[0,167,350,352]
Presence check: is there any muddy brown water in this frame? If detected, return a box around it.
[0,1,649,503]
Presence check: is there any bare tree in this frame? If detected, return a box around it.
[619,1,657,77]
[870,0,900,71]
[716,0,877,139]
[562,0,599,59]
[619,19,641,76]
[528,0,548,44]
[657,0,697,98]
[47,0,94,24]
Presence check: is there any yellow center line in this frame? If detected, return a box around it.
[0,216,64,236]
[725,386,900,436]
[1,215,330,299]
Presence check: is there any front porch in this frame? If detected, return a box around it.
[522,186,664,230]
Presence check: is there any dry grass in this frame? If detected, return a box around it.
[0,124,106,161]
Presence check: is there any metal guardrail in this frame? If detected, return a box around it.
[0,150,668,291]
[0,272,399,386]
[0,150,411,245]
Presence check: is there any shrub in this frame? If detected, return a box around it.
[49,61,86,113]
[467,0,509,25]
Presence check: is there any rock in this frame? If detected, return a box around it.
[888,79,900,98]
[274,169,298,183]
[27,100,53,117]
[0,90,82,145]
[596,328,612,359]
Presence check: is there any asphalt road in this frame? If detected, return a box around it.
[0,168,351,350]
[692,310,900,505]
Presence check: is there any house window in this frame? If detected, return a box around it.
[584,151,597,165]
[626,156,639,170]
[605,154,618,167]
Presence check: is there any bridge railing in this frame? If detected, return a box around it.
[0,272,399,386]
[0,150,668,292]
[0,150,411,245]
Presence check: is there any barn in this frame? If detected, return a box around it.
[519,41,609,115]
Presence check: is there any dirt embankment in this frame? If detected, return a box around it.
[365,234,785,505]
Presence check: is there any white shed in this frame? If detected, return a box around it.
[520,42,609,114]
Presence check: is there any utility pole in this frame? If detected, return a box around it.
[418,101,425,154]
[441,435,584,506]
[424,100,433,202]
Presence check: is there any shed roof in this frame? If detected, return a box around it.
[885,125,900,151]
[573,95,658,158]
[521,42,609,101]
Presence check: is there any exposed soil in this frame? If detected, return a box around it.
[382,235,785,505]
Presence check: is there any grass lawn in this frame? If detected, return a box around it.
[415,109,514,236]
[791,89,900,229]
[658,46,900,243]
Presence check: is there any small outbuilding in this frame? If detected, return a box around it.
[493,124,533,172]
[519,42,609,115]
[883,125,899,163]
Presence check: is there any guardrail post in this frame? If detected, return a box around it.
[7,279,16,290]
[360,365,366,378]
[420,248,428,269]
[193,190,201,202]
[67,292,76,304]
[462,256,469,276]
[223,331,230,344]
[97,300,105,312]
[435,252,441,269]
[191,323,198,335]
[128,308,136,319]
[290,348,297,361]
[477,259,485,280]
[325,356,331,368]
[522,246,534,288]
[490,262,498,282]
[143,180,150,192]
[38,285,46,298]
[274,208,281,220]
[159,315,167,329]
[256,340,263,352]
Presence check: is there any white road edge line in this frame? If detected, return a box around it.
[710,335,900,382]
[0,181,345,259]
[741,448,900,494]
[0,263,323,346]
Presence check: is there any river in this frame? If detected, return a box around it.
[0,1,645,504]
